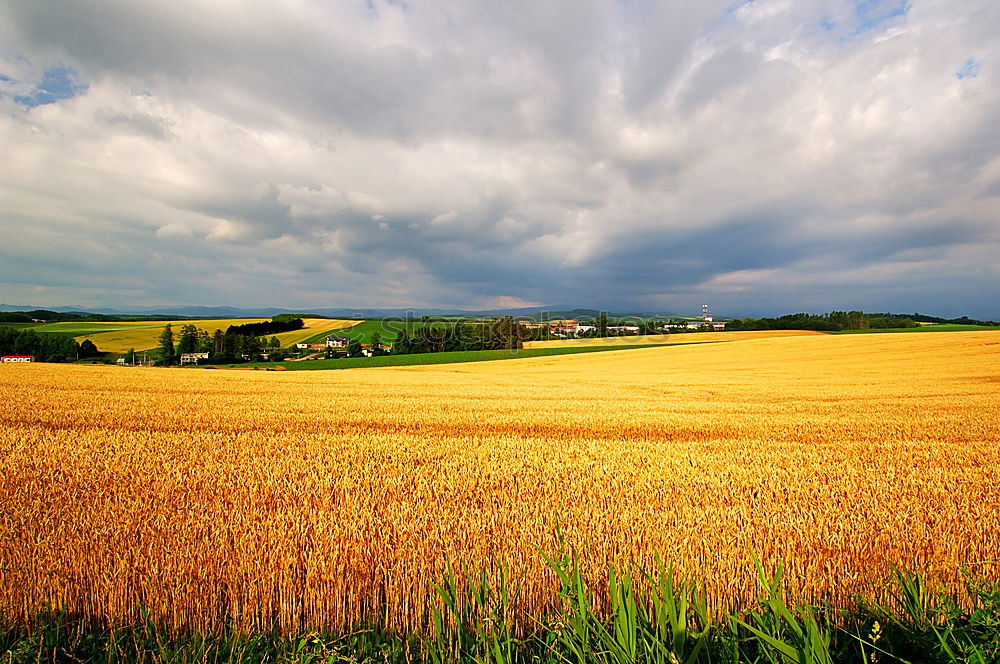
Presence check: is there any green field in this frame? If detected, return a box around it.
[830,324,999,334]
[0,322,44,330]
[30,322,147,336]
[336,319,470,343]
[219,343,680,371]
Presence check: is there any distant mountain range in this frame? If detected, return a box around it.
[0,303,692,320]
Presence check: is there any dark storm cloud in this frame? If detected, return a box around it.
[0,0,998,316]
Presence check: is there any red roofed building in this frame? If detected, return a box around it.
[2,355,35,363]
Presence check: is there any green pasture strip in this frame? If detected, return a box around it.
[220,343,679,371]
[30,322,158,335]
[339,319,471,343]
[0,322,43,330]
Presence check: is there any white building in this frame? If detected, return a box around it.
[684,321,727,330]
[1,355,34,363]
[180,352,210,365]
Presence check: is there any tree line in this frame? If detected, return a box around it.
[0,310,200,323]
[225,317,303,337]
[725,311,922,332]
[391,317,523,354]
[909,313,998,326]
[155,323,289,365]
[0,327,100,362]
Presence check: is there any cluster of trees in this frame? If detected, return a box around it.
[0,327,100,362]
[0,313,36,323]
[0,309,185,323]
[392,317,523,354]
[156,323,285,365]
[726,311,921,332]
[225,317,303,337]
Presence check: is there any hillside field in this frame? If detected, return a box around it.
[24,318,361,353]
[1,331,998,639]
[268,318,361,346]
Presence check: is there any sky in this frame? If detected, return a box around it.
[1,0,998,318]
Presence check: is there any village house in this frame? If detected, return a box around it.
[179,352,210,365]
[548,320,580,335]
[2,355,34,363]
[325,336,351,348]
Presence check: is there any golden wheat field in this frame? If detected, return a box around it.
[1,331,999,636]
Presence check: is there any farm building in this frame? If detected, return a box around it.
[325,336,351,348]
[2,355,34,363]
[548,322,601,337]
[180,352,210,365]
[548,320,580,334]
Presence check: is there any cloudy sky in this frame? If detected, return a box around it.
[1,0,998,317]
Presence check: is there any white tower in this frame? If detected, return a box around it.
[701,304,713,322]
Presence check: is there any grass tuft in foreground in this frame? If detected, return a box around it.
[3,550,998,663]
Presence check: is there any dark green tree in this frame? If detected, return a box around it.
[13,329,38,356]
[176,324,199,354]
[347,338,363,358]
[244,336,262,361]
[222,333,238,361]
[196,329,212,352]
[370,331,384,356]
[158,324,175,365]
[213,329,225,356]
[394,330,412,354]
[79,339,100,358]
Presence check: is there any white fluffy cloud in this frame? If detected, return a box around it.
[0,0,997,316]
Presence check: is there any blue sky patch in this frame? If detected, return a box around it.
[13,65,88,108]
[852,0,910,36]
[956,58,980,80]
